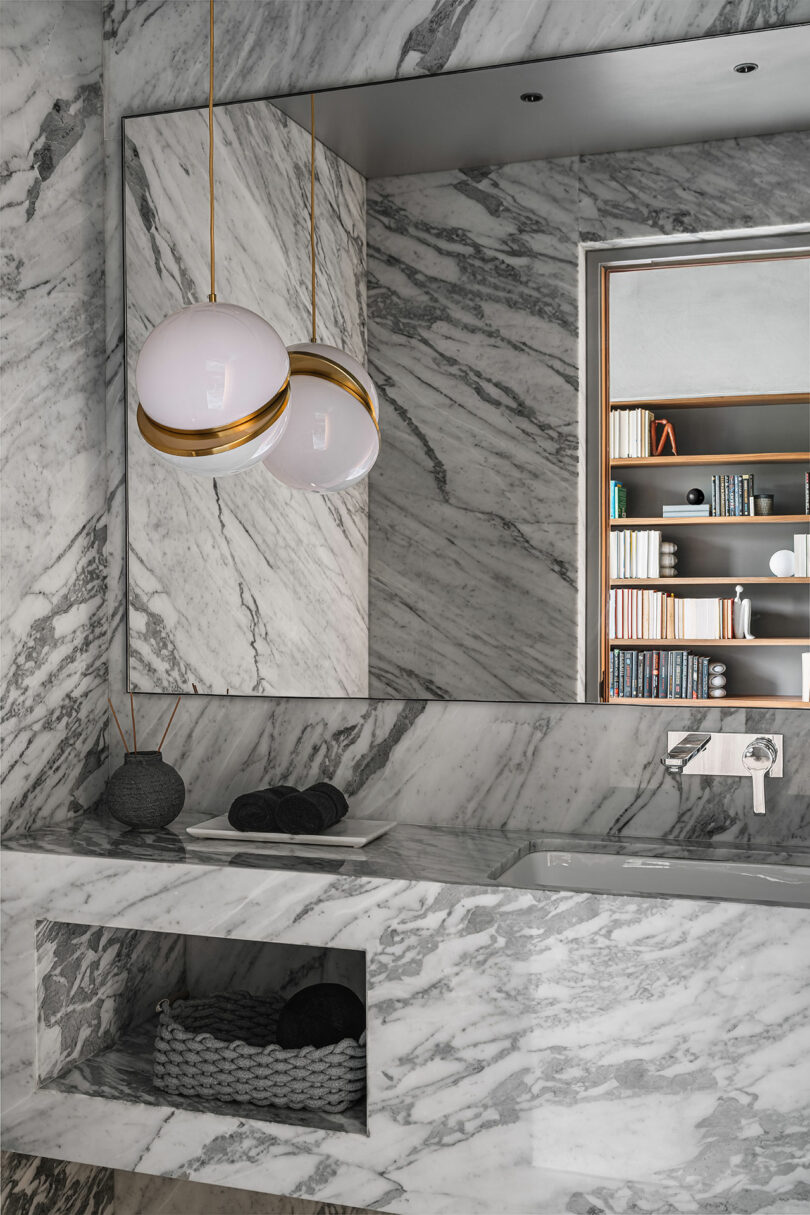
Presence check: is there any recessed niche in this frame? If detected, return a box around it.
[35,920,367,1134]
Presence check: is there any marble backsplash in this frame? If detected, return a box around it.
[3,0,810,844]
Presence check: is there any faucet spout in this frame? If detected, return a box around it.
[662,732,711,773]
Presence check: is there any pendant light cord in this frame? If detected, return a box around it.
[310,93,316,342]
[208,0,216,303]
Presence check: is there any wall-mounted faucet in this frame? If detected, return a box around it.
[662,732,711,772]
[741,736,779,815]
[664,732,783,816]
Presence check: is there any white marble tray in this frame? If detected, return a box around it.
[185,816,395,848]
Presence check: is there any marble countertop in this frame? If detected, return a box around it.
[3,810,808,889]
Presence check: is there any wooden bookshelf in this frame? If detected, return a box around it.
[608,696,807,707]
[609,392,810,411]
[611,577,810,586]
[611,452,809,467]
[609,638,810,647]
[597,255,810,708]
[609,515,809,526]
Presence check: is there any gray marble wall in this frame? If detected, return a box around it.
[125,101,369,697]
[36,921,184,1083]
[1,0,107,835]
[4,0,810,837]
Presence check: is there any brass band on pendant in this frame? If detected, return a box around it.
[137,379,290,457]
[289,351,379,434]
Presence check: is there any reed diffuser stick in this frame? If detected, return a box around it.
[130,691,138,753]
[107,698,130,752]
[158,695,182,753]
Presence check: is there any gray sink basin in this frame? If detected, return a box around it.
[494,847,810,906]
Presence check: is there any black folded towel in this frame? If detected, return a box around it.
[274,782,348,835]
[227,785,299,832]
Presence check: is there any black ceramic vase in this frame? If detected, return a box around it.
[106,751,185,828]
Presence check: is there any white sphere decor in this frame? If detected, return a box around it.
[136,301,290,475]
[769,549,795,577]
[262,341,380,493]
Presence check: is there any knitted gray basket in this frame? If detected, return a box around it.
[153,991,366,1114]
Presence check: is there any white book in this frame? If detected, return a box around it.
[620,411,629,459]
[639,531,648,578]
[794,534,807,577]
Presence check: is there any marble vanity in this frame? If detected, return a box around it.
[3,814,809,1214]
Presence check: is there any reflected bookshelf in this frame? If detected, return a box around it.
[599,394,810,707]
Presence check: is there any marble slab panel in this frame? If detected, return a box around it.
[0,0,107,835]
[124,100,368,696]
[0,1151,113,1215]
[114,1166,375,1214]
[3,851,810,1214]
[36,920,184,1083]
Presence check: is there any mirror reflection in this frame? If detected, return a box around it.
[124,27,810,702]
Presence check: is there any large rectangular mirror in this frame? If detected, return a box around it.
[124,26,810,702]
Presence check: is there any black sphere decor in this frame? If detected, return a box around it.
[276,983,366,1049]
[686,487,705,506]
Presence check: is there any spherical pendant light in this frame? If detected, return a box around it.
[135,0,290,477]
[136,301,290,476]
[262,341,379,492]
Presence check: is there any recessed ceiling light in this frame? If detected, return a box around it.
[733,62,759,74]
[520,92,544,103]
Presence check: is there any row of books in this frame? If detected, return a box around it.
[609,649,717,699]
[711,474,755,517]
[806,472,809,514]
[794,533,810,576]
[609,529,662,578]
[609,409,653,458]
[609,480,628,518]
[609,589,734,639]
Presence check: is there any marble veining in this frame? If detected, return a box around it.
[3,849,809,1213]
[1,0,107,835]
[113,1168,376,1214]
[368,160,579,700]
[36,920,184,1083]
[0,1151,114,1215]
[125,100,368,696]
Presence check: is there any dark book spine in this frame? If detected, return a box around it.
[652,650,659,699]
[624,651,633,698]
[660,650,668,699]
[643,651,652,698]
[631,650,639,698]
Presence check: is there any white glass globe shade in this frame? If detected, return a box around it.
[262,342,380,493]
[136,301,289,431]
[147,408,290,477]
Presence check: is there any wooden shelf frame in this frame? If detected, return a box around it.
[611,451,809,467]
[609,392,810,411]
[608,638,810,647]
[608,696,807,707]
[609,515,809,526]
[610,577,810,586]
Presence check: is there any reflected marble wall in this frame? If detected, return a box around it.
[125,102,368,697]
[368,161,579,700]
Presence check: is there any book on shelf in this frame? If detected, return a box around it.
[662,504,711,516]
[805,472,809,515]
[610,408,653,458]
[609,529,661,578]
[610,480,627,518]
[794,533,810,577]
[609,649,715,699]
[710,473,755,517]
[609,589,734,639]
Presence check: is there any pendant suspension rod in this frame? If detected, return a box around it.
[310,92,316,343]
[208,0,216,302]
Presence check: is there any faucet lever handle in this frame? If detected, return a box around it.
[741,737,777,816]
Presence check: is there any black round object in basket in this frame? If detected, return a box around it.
[276,983,365,1049]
